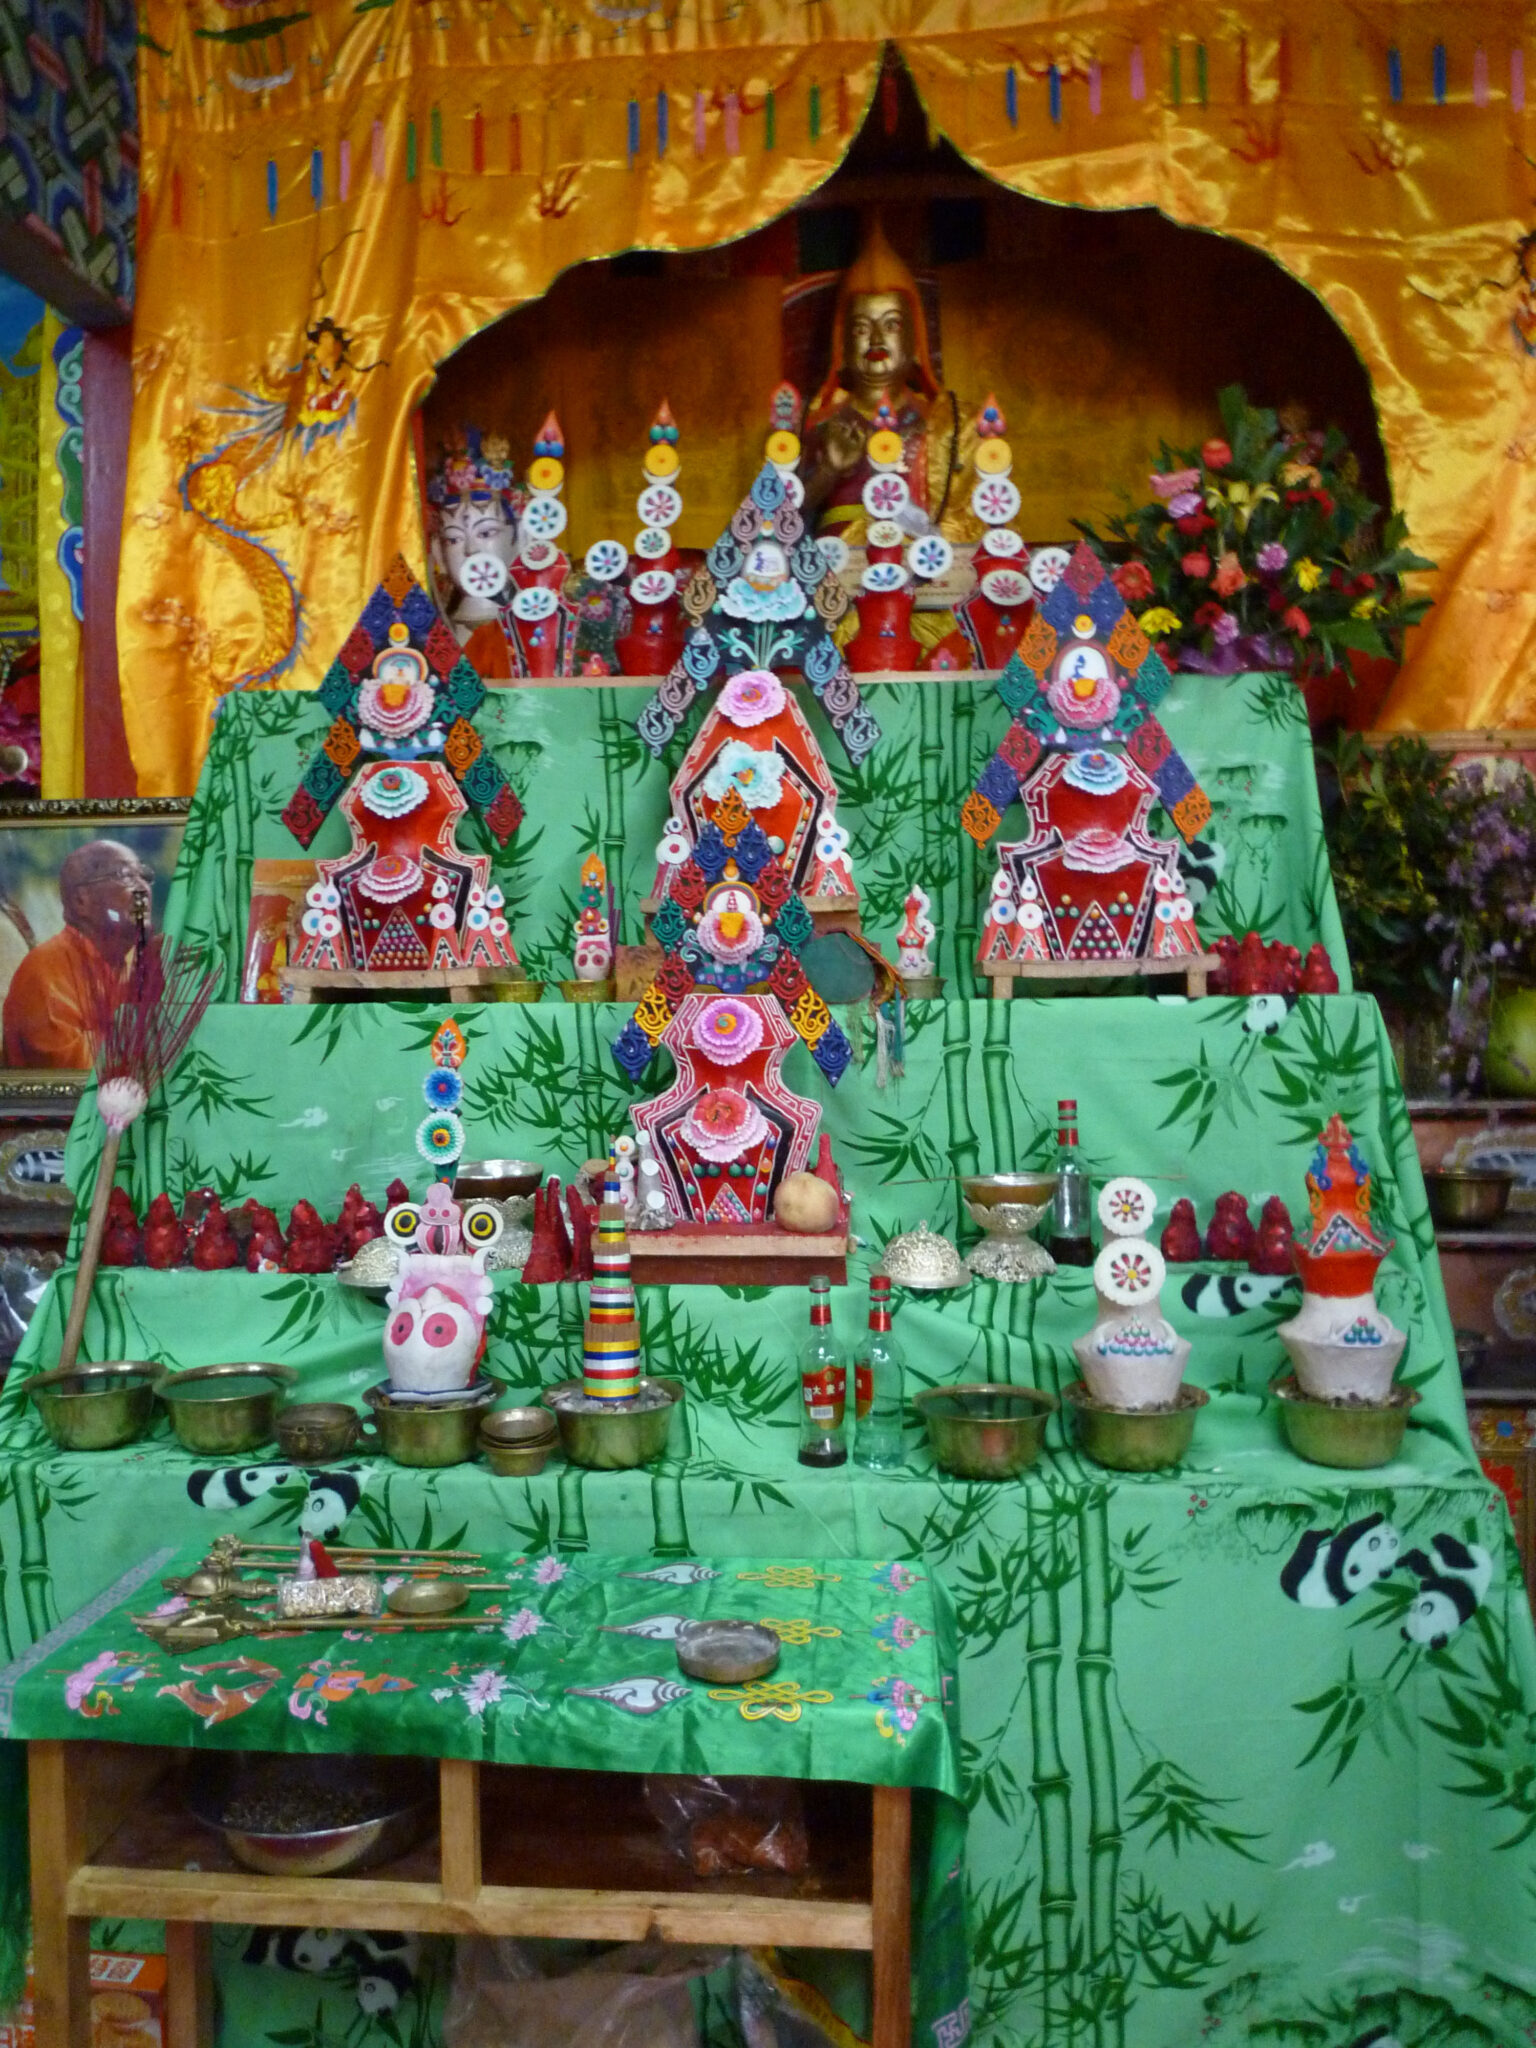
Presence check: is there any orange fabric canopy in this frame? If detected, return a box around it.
[124,0,1536,792]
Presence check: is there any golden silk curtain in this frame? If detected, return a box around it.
[126,0,1536,794]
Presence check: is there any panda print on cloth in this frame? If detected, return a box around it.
[243,1929,422,2018]
[1280,1518,1494,1648]
[1280,1514,1402,1608]
[186,1465,362,1541]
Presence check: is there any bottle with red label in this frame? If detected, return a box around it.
[853,1272,904,1471]
[798,1274,848,1468]
[1046,1097,1094,1267]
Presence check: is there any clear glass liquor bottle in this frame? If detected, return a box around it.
[798,1274,848,1467]
[853,1273,904,1471]
[1047,1097,1094,1267]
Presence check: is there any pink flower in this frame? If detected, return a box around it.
[1181,550,1212,580]
[1201,438,1234,470]
[682,1087,769,1163]
[1211,610,1241,645]
[502,1607,545,1642]
[719,668,786,728]
[533,1557,568,1585]
[691,997,765,1066]
[1167,491,1203,519]
[1257,541,1288,573]
[1150,467,1201,501]
[1212,551,1247,598]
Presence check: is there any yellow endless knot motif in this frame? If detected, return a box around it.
[708,1679,835,1722]
[737,1565,842,1587]
[634,981,673,1046]
[761,1617,842,1644]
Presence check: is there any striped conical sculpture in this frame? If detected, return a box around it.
[582,1161,642,1402]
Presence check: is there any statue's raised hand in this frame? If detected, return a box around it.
[821,414,867,477]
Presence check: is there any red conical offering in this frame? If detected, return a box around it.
[1292,1114,1392,1298]
[582,1160,642,1402]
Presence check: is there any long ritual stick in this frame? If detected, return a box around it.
[57,1129,122,1375]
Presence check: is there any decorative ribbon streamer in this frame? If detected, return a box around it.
[1088,60,1101,115]
[1169,41,1182,106]
[509,112,522,171]
[1130,45,1145,100]
[1196,42,1207,105]
[1432,42,1447,103]
[694,88,707,155]
[627,96,640,162]
[1473,45,1489,106]
[1514,47,1527,111]
[765,86,775,148]
[471,111,484,174]
[1005,65,1018,125]
[338,137,351,200]
[724,90,740,154]
[371,118,385,180]
[430,104,443,167]
[406,119,417,181]
[1048,64,1061,123]
[1387,46,1402,103]
[809,81,821,139]
[656,88,668,156]
[266,157,277,217]
[309,147,322,208]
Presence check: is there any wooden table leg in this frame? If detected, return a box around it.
[1186,964,1209,997]
[164,1924,214,2048]
[440,1757,481,1905]
[870,1785,911,2048]
[28,1742,91,2048]
[989,976,1013,1001]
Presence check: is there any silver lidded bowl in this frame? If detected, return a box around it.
[878,1223,969,1290]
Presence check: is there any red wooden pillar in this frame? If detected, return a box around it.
[80,325,136,797]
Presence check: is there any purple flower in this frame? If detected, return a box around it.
[1257,542,1288,572]
[1491,941,1510,960]
[1168,491,1203,518]
[1211,610,1241,646]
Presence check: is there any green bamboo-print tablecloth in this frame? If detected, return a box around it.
[5,994,1536,2044]
[0,1546,969,2045]
[171,671,1350,996]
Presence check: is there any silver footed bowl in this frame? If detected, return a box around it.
[964,1197,1052,1240]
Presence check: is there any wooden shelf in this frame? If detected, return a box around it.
[1436,1231,1536,1252]
[1409,1098,1536,1120]
[32,1743,911,2046]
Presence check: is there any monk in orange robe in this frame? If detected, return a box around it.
[3,840,151,1069]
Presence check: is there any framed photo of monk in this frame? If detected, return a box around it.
[0,799,190,1086]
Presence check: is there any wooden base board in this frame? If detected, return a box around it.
[279,966,535,1004]
[981,953,1218,999]
[628,1223,849,1287]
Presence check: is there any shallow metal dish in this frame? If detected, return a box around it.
[27,1360,164,1451]
[480,1405,558,1446]
[1426,1167,1515,1230]
[275,1401,369,1463]
[186,1752,434,1877]
[386,1577,469,1616]
[961,1173,1059,1211]
[543,1377,684,1470]
[158,1363,298,1455]
[676,1618,780,1684]
[915,1383,1057,1480]
[1062,1381,1208,1472]
[1270,1373,1421,1469]
[455,1159,543,1201]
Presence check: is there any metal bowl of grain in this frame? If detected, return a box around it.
[185,1751,435,1877]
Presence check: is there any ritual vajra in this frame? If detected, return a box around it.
[2,44,1535,2048]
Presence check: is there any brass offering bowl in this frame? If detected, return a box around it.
[915,1383,1057,1480]
[479,1405,557,1478]
[1062,1381,1209,1472]
[455,1158,543,1201]
[27,1361,165,1451]
[186,1752,435,1878]
[386,1577,469,1617]
[158,1363,298,1455]
[365,1381,495,1468]
[675,1618,780,1684]
[961,1173,1059,1212]
[1270,1373,1421,1469]
[1425,1167,1515,1230]
[275,1402,370,1463]
[543,1378,684,1471]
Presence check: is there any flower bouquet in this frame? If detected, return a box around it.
[1078,386,1433,677]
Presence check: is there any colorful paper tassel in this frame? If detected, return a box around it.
[1514,48,1526,112]
[1130,45,1146,100]
[1169,42,1182,106]
[339,137,351,200]
[1473,45,1489,106]
[693,88,707,155]
[627,95,640,162]
[724,90,740,153]
[1387,46,1403,102]
[765,86,775,149]
[1433,42,1448,103]
[809,80,821,139]
[656,88,668,156]
[266,157,277,217]
[1088,60,1101,116]
[1048,64,1061,123]
[371,118,385,180]
[310,147,322,208]
[1005,65,1018,125]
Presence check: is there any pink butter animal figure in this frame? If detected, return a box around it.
[381,1182,502,1394]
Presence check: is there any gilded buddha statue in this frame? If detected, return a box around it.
[800,218,975,548]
